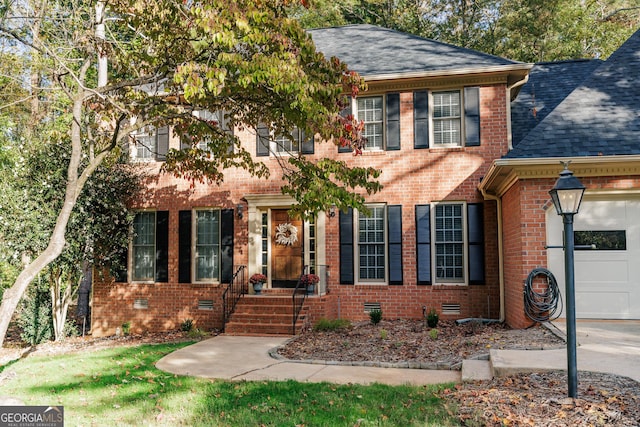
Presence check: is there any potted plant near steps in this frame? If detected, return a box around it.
[300,273,320,295]
[249,273,267,295]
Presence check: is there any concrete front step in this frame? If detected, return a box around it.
[461,359,493,382]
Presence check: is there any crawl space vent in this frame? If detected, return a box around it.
[364,302,381,313]
[198,300,214,310]
[133,299,149,309]
[442,303,461,315]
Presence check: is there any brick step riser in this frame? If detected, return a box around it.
[230,314,296,323]
[234,307,297,315]
[224,323,296,335]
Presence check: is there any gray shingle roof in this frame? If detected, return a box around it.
[506,28,640,158]
[511,59,603,146]
[308,24,522,78]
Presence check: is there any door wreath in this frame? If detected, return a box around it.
[275,222,298,246]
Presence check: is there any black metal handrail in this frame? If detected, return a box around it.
[291,265,311,335]
[222,265,247,332]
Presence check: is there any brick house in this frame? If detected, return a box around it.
[92,25,639,336]
[480,28,640,327]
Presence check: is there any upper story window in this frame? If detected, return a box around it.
[357,97,384,150]
[433,91,461,146]
[414,87,480,149]
[183,110,234,154]
[132,126,169,162]
[257,125,314,157]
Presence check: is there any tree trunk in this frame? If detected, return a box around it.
[51,272,74,341]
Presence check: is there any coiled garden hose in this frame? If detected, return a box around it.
[523,267,563,323]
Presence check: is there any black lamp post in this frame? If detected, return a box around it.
[548,162,586,398]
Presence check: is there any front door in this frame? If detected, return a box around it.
[271,209,303,287]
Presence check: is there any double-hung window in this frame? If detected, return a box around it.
[132,126,169,161]
[358,205,386,281]
[433,91,461,146]
[132,212,156,281]
[194,209,220,282]
[434,203,465,282]
[414,87,480,149]
[357,97,384,150]
[274,128,302,154]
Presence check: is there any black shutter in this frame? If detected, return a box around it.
[467,203,485,285]
[339,208,354,284]
[178,210,192,283]
[155,211,169,282]
[256,123,270,156]
[156,126,170,161]
[464,87,480,147]
[386,93,400,151]
[338,96,353,153]
[415,205,431,285]
[414,91,429,149]
[300,129,314,155]
[387,205,403,285]
[220,209,234,284]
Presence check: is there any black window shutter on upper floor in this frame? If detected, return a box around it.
[414,91,429,149]
[464,87,480,147]
[220,209,234,284]
[338,96,353,153]
[300,129,314,155]
[415,204,432,285]
[256,123,270,156]
[156,126,170,161]
[467,203,485,285]
[387,205,403,285]
[386,93,400,151]
[155,211,169,282]
[339,208,354,284]
[178,210,192,283]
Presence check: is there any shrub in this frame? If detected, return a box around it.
[379,329,388,340]
[121,321,131,336]
[181,319,194,332]
[369,309,382,325]
[313,318,351,331]
[426,308,439,328]
[18,286,53,346]
[429,328,439,340]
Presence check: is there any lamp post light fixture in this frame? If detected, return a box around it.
[549,161,586,398]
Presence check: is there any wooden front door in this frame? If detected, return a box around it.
[271,209,303,287]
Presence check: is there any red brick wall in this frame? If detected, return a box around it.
[92,85,510,336]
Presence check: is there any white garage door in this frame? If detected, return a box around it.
[546,196,640,319]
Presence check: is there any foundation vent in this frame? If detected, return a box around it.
[133,299,149,309]
[364,302,381,313]
[442,303,461,315]
[198,300,214,310]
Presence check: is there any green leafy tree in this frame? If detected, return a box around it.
[0,0,380,346]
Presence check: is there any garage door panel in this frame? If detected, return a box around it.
[576,259,628,283]
[576,292,632,319]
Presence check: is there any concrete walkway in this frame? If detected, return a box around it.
[156,320,640,385]
[492,320,640,382]
[155,335,461,385]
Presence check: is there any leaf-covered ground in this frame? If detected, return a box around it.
[278,319,640,426]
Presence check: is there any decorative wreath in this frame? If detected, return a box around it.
[275,222,298,246]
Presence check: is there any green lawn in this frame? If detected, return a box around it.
[0,343,458,426]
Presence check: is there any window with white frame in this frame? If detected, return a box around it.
[432,90,461,146]
[132,211,156,281]
[358,205,386,281]
[356,96,384,150]
[434,203,465,282]
[194,209,220,282]
[274,129,300,154]
[191,110,233,152]
[132,126,169,161]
